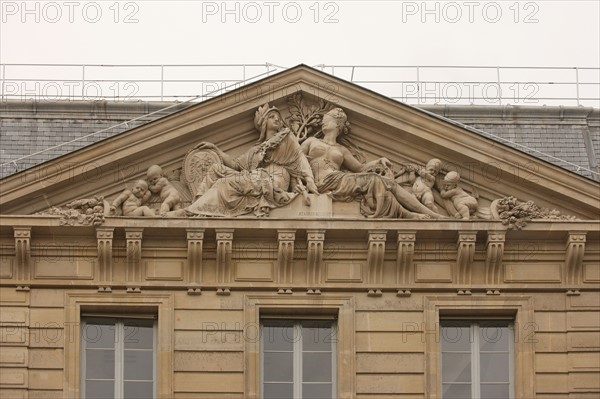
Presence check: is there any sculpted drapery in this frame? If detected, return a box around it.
[186,104,317,217]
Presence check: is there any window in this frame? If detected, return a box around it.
[261,320,336,399]
[441,320,514,399]
[81,317,156,399]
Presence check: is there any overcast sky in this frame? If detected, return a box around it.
[1,0,599,105]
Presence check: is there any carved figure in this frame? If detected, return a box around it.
[300,108,444,219]
[412,158,442,212]
[185,104,318,217]
[110,180,155,216]
[440,171,478,219]
[146,165,183,215]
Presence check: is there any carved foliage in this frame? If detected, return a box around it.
[494,196,577,230]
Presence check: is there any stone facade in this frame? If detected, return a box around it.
[1,66,599,398]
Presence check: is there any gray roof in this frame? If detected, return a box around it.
[1,100,598,182]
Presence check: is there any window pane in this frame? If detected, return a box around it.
[303,352,332,382]
[442,383,471,399]
[263,325,295,351]
[303,383,333,399]
[441,325,471,351]
[124,350,154,381]
[124,321,154,350]
[441,353,471,383]
[85,380,114,399]
[480,353,510,382]
[264,352,293,382]
[124,381,154,399]
[302,325,333,352]
[480,325,509,352]
[83,322,115,349]
[263,383,293,399]
[481,383,510,399]
[85,349,115,379]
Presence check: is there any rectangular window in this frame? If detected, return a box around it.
[81,317,156,399]
[261,320,336,399]
[441,320,514,399]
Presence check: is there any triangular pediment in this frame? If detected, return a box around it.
[1,65,598,222]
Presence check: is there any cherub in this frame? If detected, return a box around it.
[146,165,182,215]
[440,171,478,219]
[110,180,155,216]
[412,158,442,212]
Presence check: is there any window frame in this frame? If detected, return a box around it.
[244,296,355,399]
[64,293,173,399]
[424,296,535,399]
[80,317,158,399]
[440,320,515,399]
[260,319,338,399]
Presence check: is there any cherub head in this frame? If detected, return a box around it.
[131,179,149,198]
[443,171,461,190]
[146,165,163,186]
[425,158,442,176]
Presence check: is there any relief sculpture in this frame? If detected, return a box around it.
[184,104,318,217]
[36,94,578,228]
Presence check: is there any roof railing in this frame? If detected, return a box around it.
[1,63,598,106]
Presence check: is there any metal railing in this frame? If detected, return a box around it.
[1,63,598,106]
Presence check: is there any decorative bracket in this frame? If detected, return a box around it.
[396,231,416,285]
[456,231,477,285]
[485,231,505,285]
[125,228,143,284]
[368,230,387,285]
[565,232,586,285]
[277,230,296,285]
[306,229,325,288]
[14,227,31,281]
[96,227,114,283]
[216,229,234,285]
[186,229,204,285]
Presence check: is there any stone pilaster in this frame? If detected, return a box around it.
[456,231,477,286]
[396,231,416,285]
[14,227,31,282]
[186,229,204,285]
[368,230,387,285]
[216,229,234,285]
[485,231,505,285]
[277,230,296,285]
[565,232,586,285]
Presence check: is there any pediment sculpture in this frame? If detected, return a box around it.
[37,94,577,228]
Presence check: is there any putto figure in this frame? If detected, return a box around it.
[440,171,479,219]
[185,104,318,217]
[110,179,155,216]
[412,158,442,212]
[146,164,183,215]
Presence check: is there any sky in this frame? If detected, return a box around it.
[1,0,599,105]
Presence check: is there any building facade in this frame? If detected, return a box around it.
[1,66,599,398]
